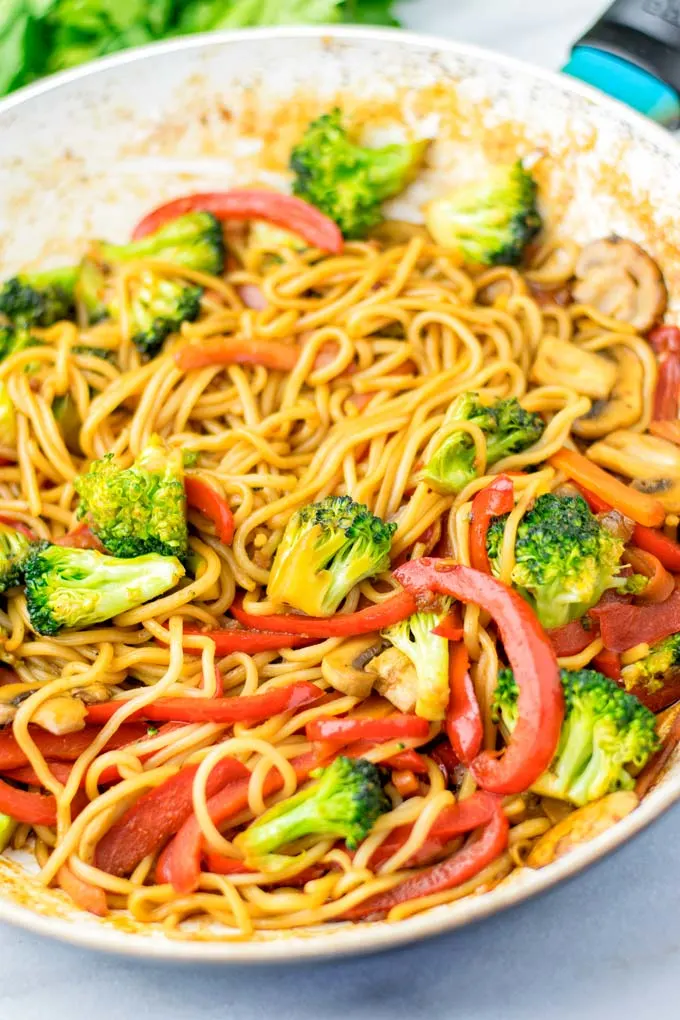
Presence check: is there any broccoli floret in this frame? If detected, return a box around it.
[493,667,659,806]
[98,212,224,276]
[0,522,33,593]
[234,757,390,872]
[382,600,452,721]
[486,493,625,631]
[25,543,184,636]
[75,258,109,325]
[424,393,545,494]
[75,434,188,559]
[0,267,78,327]
[0,325,42,363]
[267,495,396,617]
[125,272,202,357]
[0,382,16,448]
[425,161,542,266]
[290,109,428,239]
[622,633,680,697]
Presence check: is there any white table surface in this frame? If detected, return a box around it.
[3,2,679,1016]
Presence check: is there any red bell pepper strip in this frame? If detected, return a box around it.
[57,865,108,917]
[313,740,429,774]
[3,761,74,788]
[202,853,323,886]
[650,325,680,421]
[0,724,147,772]
[592,648,622,682]
[132,189,343,253]
[548,619,595,657]
[623,547,674,604]
[86,682,322,727]
[429,740,460,785]
[180,626,317,654]
[589,586,680,653]
[306,715,430,746]
[394,559,563,795]
[157,752,316,894]
[230,590,417,638]
[184,476,234,545]
[0,778,56,825]
[380,748,429,774]
[53,523,103,550]
[175,337,300,374]
[432,605,464,640]
[95,757,249,877]
[550,447,665,528]
[366,790,499,870]
[576,483,680,572]
[0,516,38,541]
[446,643,483,766]
[469,476,514,574]
[346,793,508,919]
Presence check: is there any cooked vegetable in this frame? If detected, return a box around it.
[573,346,644,439]
[493,667,659,806]
[231,590,417,638]
[526,790,639,867]
[425,161,541,266]
[306,715,429,746]
[290,109,427,239]
[0,779,57,826]
[126,274,203,358]
[621,633,680,703]
[486,493,626,631]
[469,475,515,573]
[382,600,453,721]
[530,338,617,399]
[52,393,81,455]
[446,642,483,765]
[175,336,300,373]
[184,476,234,545]
[25,543,184,635]
[0,521,33,594]
[590,587,680,654]
[394,559,563,796]
[550,448,665,528]
[234,756,391,871]
[75,434,188,560]
[572,237,666,332]
[0,324,41,363]
[587,431,680,514]
[266,495,396,617]
[321,636,380,699]
[0,266,77,327]
[650,324,680,421]
[423,394,544,495]
[100,211,224,276]
[575,483,680,571]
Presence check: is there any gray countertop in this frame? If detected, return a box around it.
[3,2,679,1017]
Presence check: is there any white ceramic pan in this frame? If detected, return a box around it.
[1,25,680,963]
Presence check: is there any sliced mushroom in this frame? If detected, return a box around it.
[587,431,680,512]
[526,791,638,868]
[0,682,43,726]
[572,236,667,332]
[573,345,644,439]
[32,696,87,735]
[367,646,417,713]
[71,682,114,705]
[321,636,383,699]
[531,337,617,399]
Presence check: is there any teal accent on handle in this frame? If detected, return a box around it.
[564,46,680,127]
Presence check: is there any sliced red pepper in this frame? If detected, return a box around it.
[202,853,323,886]
[306,715,430,746]
[429,740,460,786]
[313,740,429,775]
[184,476,234,545]
[86,682,322,726]
[132,190,343,253]
[394,559,563,795]
[432,605,464,640]
[650,325,680,421]
[589,586,680,653]
[346,793,508,920]
[0,724,147,772]
[548,619,595,657]
[175,337,299,374]
[592,648,622,682]
[95,757,249,877]
[623,547,674,605]
[53,523,103,550]
[57,865,108,917]
[230,590,417,638]
[446,643,483,766]
[158,752,316,894]
[381,748,429,774]
[180,626,317,655]
[576,483,680,572]
[469,476,514,574]
[0,516,38,541]
[0,778,56,825]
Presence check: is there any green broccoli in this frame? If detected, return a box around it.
[493,667,659,806]
[382,600,452,721]
[0,522,33,593]
[25,543,184,636]
[621,633,680,697]
[0,266,78,327]
[75,434,188,559]
[234,757,390,872]
[486,493,625,631]
[425,161,542,266]
[0,325,42,363]
[267,495,396,617]
[290,109,428,239]
[126,272,202,357]
[0,382,16,448]
[424,393,545,494]
[0,814,16,854]
[98,211,224,276]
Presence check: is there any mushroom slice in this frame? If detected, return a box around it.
[531,337,617,399]
[587,430,680,512]
[321,636,383,699]
[573,346,644,439]
[32,696,87,735]
[573,237,667,332]
[527,791,638,868]
[367,646,418,714]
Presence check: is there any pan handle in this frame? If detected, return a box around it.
[563,0,680,127]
